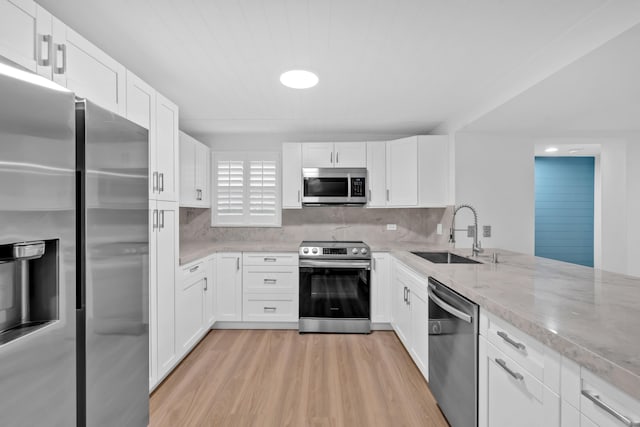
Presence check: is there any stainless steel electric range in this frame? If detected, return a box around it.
[298,241,371,333]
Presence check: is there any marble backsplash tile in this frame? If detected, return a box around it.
[180,206,453,245]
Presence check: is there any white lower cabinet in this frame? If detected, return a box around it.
[242,252,298,322]
[176,261,207,355]
[390,259,429,380]
[479,309,560,427]
[149,200,178,391]
[216,252,243,322]
[371,253,391,323]
[204,255,216,327]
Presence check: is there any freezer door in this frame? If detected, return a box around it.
[77,100,149,427]
[0,72,77,425]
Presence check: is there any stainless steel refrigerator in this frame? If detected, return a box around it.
[0,68,149,426]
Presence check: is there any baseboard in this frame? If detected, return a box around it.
[212,321,393,331]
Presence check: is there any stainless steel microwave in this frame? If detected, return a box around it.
[302,168,367,205]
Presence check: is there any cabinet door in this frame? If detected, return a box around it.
[63,27,126,115]
[179,133,196,206]
[175,273,205,355]
[366,141,387,207]
[391,263,411,347]
[155,93,179,202]
[409,287,429,380]
[282,143,302,208]
[195,141,210,207]
[148,201,158,390]
[216,253,242,322]
[482,341,559,427]
[0,0,37,71]
[386,137,418,206]
[334,142,366,167]
[302,142,334,167]
[156,202,178,377]
[371,253,391,323]
[125,71,156,197]
[417,135,450,207]
[204,257,216,327]
[34,5,53,79]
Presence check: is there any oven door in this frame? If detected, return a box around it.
[299,260,370,319]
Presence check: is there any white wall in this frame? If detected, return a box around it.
[455,133,638,276]
[454,133,535,254]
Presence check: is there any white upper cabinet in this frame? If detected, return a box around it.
[0,0,37,71]
[125,70,155,130]
[154,92,179,202]
[368,136,450,208]
[61,27,126,116]
[180,131,210,208]
[302,142,334,168]
[332,142,367,167]
[366,141,387,207]
[302,142,366,168]
[282,142,302,209]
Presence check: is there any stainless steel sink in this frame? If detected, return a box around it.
[411,251,481,264]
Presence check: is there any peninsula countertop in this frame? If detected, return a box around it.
[179,239,640,399]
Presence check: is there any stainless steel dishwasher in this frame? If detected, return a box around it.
[428,277,479,427]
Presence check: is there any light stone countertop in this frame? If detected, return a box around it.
[179,239,640,398]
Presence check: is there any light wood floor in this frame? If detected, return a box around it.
[150,330,449,427]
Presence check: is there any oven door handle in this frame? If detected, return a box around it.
[428,287,472,323]
[299,259,371,269]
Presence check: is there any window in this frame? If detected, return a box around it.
[211,151,281,226]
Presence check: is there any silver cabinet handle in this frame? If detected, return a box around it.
[368,189,371,202]
[159,173,165,192]
[160,210,165,229]
[497,331,526,351]
[403,286,407,303]
[152,209,158,230]
[189,265,199,273]
[495,358,524,381]
[204,277,208,291]
[372,257,376,270]
[386,189,390,201]
[54,43,66,74]
[37,34,52,66]
[297,189,300,203]
[336,151,339,164]
[264,257,277,262]
[236,257,240,271]
[264,279,277,284]
[153,171,158,192]
[264,307,277,312]
[330,152,333,164]
[407,288,410,305]
[582,389,640,427]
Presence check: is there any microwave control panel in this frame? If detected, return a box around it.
[351,177,365,197]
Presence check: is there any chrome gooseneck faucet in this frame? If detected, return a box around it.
[449,204,483,257]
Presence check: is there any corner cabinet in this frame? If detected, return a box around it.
[282,143,302,209]
[367,136,450,208]
[216,253,243,322]
[390,259,429,380]
[180,131,210,208]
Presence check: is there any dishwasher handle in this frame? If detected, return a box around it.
[428,285,472,324]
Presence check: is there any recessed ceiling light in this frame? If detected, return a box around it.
[280,70,318,89]
[545,147,559,153]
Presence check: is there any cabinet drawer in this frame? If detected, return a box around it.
[486,314,546,382]
[243,252,298,267]
[580,369,640,427]
[243,266,298,293]
[243,293,297,322]
[180,260,206,281]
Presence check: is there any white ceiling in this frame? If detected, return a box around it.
[462,22,640,135]
[34,0,637,139]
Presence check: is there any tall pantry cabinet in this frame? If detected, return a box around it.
[125,70,180,391]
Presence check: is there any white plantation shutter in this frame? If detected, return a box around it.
[211,152,280,226]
